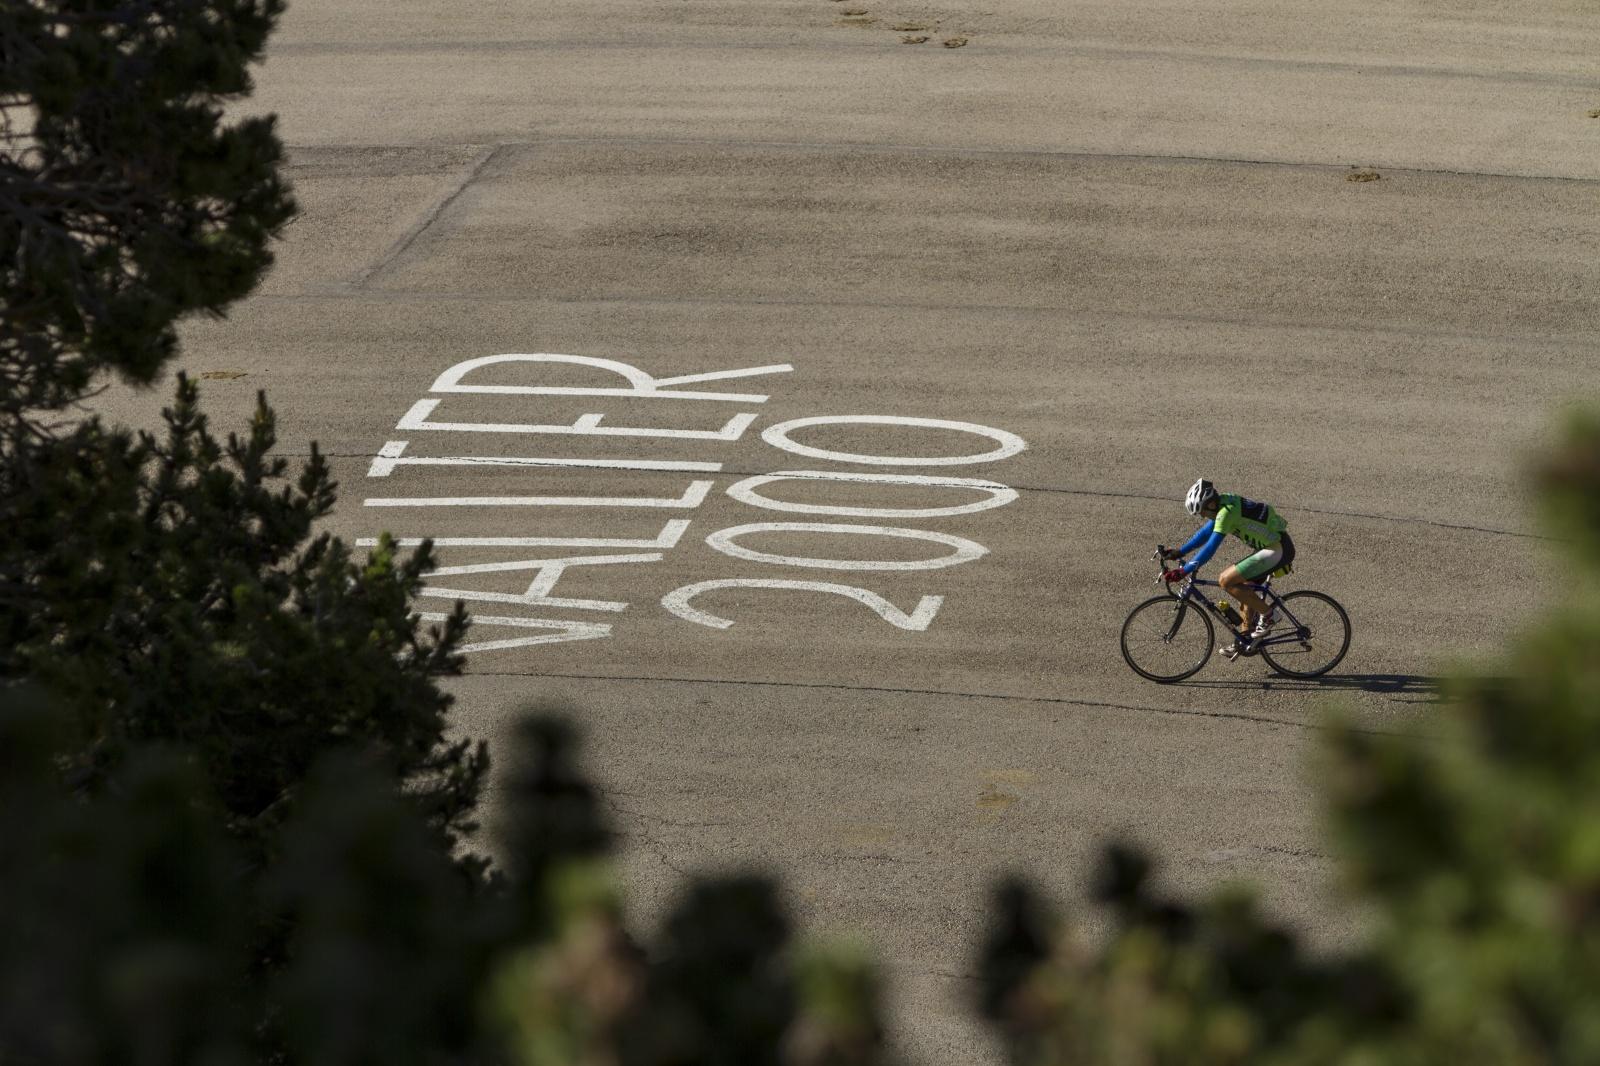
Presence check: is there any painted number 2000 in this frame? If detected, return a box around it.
[661,416,1026,631]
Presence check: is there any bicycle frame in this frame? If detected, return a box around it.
[1165,574,1309,652]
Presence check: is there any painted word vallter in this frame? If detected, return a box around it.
[358,353,1027,654]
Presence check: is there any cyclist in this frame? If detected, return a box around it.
[1160,478,1296,661]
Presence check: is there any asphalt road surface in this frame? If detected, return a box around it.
[95,1,1600,1059]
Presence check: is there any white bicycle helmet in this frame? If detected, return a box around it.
[1185,478,1218,515]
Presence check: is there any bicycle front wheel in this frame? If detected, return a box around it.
[1260,590,1351,678]
[1121,594,1215,683]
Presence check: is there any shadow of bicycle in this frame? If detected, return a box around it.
[1177,672,1443,705]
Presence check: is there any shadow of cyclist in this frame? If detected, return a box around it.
[1176,672,1442,705]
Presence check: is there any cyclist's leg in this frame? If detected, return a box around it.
[1275,532,1296,575]
[1218,565,1258,633]
[1216,565,1255,634]
[1222,546,1282,628]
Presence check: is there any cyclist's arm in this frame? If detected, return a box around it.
[1175,523,1213,557]
[1182,529,1225,573]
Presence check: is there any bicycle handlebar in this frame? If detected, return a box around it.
[1151,545,1188,588]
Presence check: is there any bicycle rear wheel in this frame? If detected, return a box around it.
[1260,590,1350,678]
[1121,594,1215,683]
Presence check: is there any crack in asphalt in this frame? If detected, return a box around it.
[605,794,696,884]
[1258,842,1330,860]
[830,852,927,866]
[598,792,693,892]
[600,791,734,889]
[637,834,692,881]
[606,801,732,832]
[349,143,505,287]
[460,670,1421,737]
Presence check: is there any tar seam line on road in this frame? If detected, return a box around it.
[244,289,1599,350]
[1006,485,1554,542]
[304,450,1547,543]
[528,135,1600,185]
[461,669,1421,737]
[284,136,1600,186]
[349,143,505,287]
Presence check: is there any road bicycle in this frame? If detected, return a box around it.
[1120,546,1351,683]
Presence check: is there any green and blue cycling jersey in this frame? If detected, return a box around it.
[1177,493,1288,575]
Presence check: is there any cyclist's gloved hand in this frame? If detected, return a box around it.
[1162,568,1186,583]
[1159,547,1181,560]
